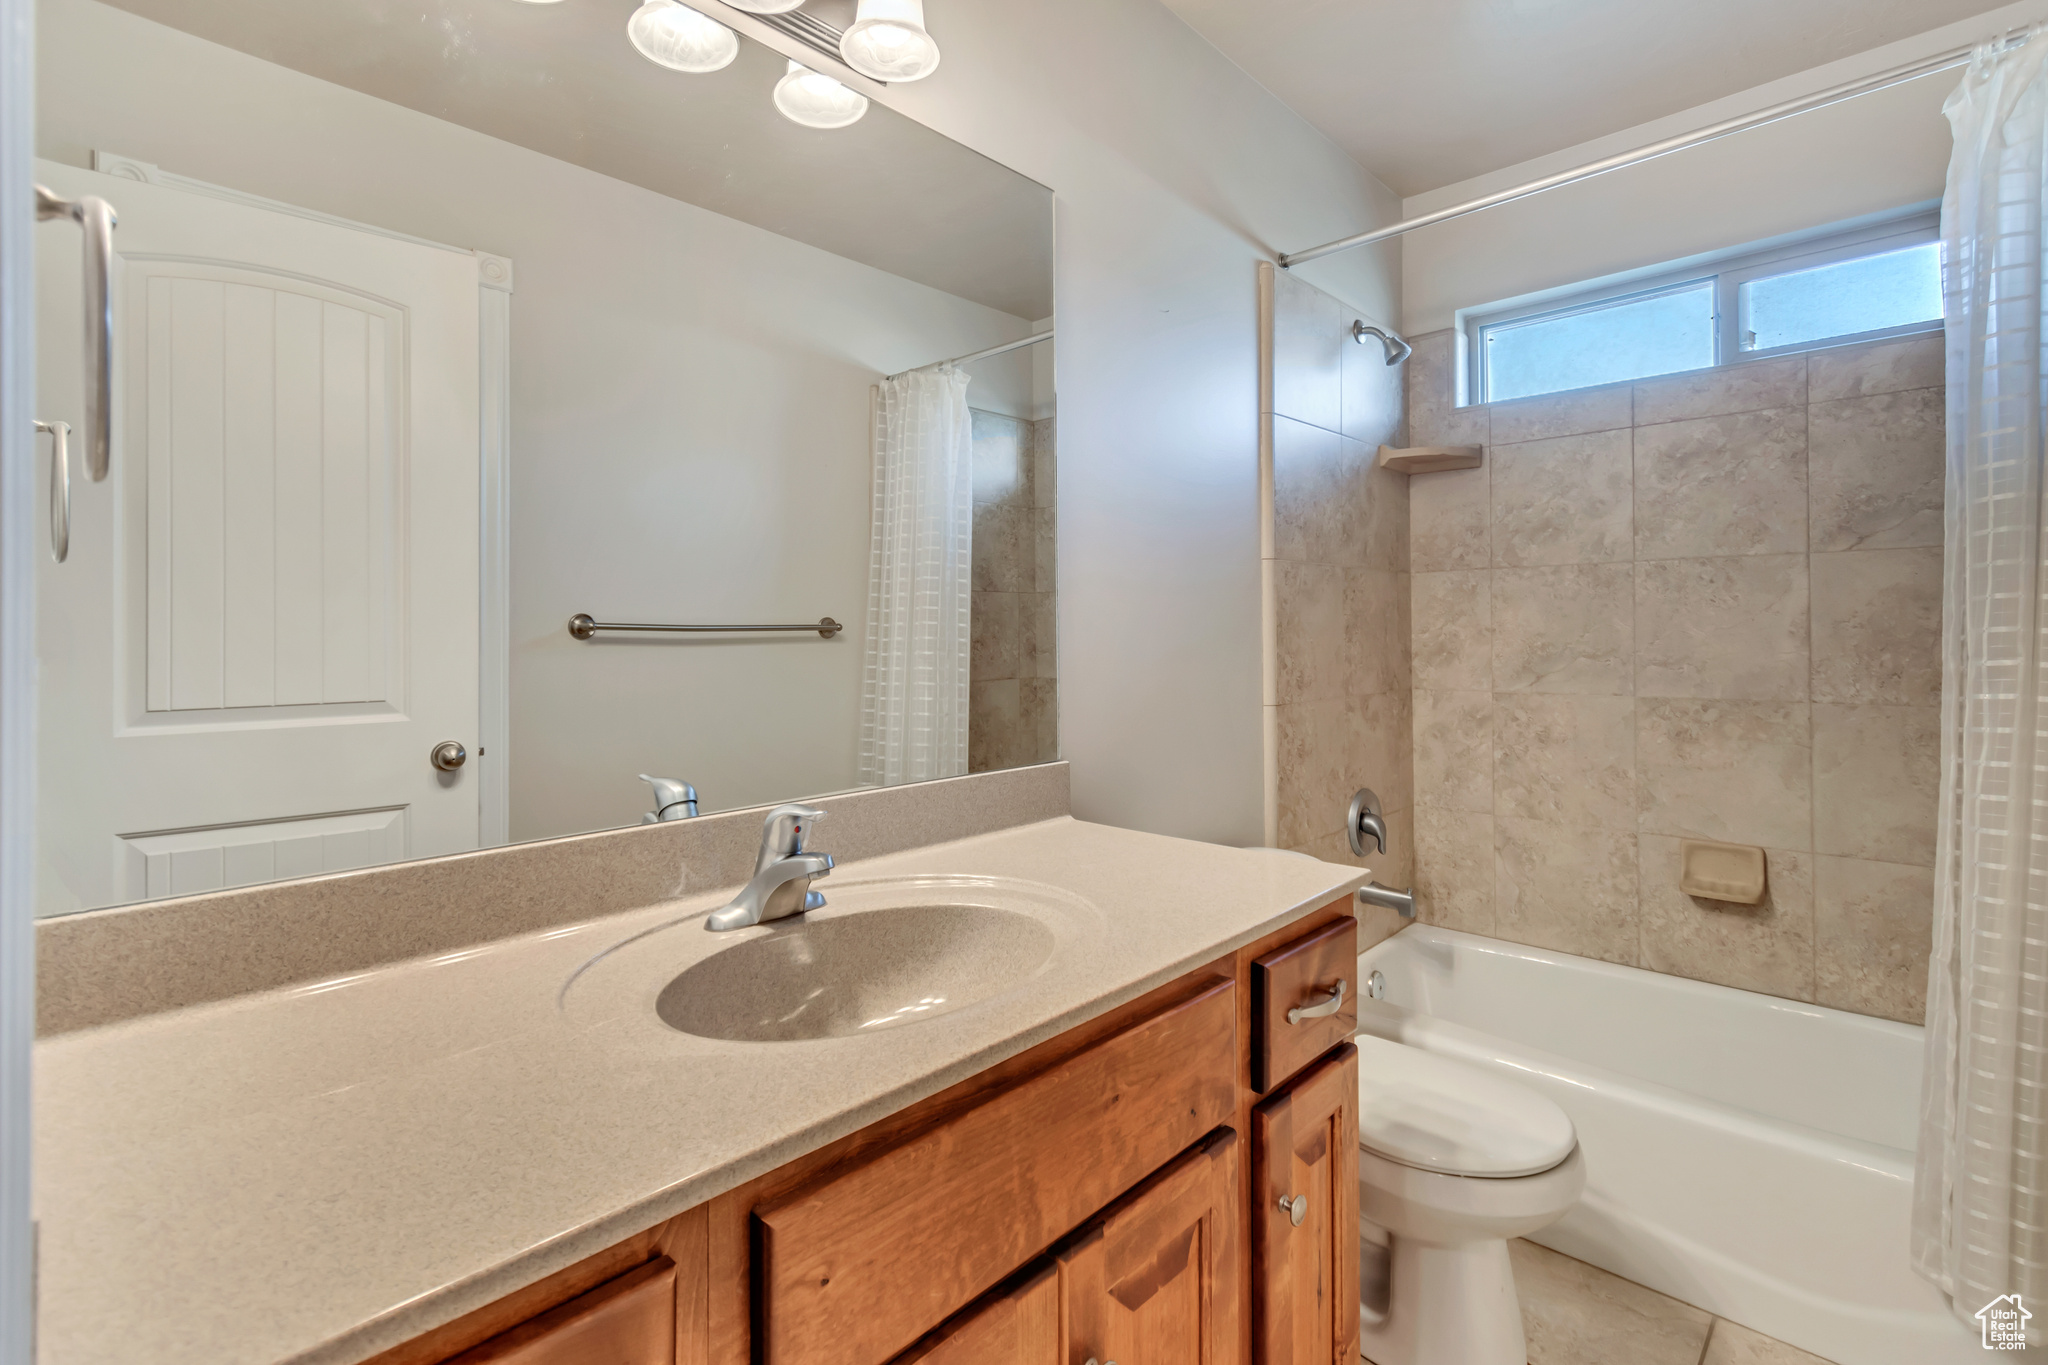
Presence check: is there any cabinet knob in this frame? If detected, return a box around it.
[1279,1193,1307,1226]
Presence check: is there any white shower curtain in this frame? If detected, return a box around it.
[1913,26,2048,1329]
[858,367,973,787]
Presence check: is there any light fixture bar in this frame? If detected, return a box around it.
[752,8,878,78]
[1279,37,1998,269]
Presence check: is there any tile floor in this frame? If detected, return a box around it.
[1363,1239,1837,1365]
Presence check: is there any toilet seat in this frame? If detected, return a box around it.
[1355,1034,1576,1178]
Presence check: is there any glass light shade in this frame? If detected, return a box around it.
[773,60,869,128]
[627,0,739,73]
[839,0,940,82]
[723,0,806,11]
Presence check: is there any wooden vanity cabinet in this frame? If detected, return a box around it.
[1251,1044,1361,1365]
[378,898,1359,1365]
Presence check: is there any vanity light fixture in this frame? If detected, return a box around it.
[627,0,740,73]
[840,0,941,81]
[773,60,869,128]
[723,0,807,11]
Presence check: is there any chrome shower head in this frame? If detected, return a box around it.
[1351,320,1412,366]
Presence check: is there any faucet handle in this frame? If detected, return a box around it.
[1347,788,1387,857]
[756,803,829,868]
[640,775,699,823]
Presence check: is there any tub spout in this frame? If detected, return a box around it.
[1358,882,1415,918]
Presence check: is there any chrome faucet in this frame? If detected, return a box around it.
[1346,787,1417,920]
[705,803,835,932]
[640,775,700,823]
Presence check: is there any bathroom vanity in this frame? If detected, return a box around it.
[31,792,1377,1365]
[375,901,1361,1365]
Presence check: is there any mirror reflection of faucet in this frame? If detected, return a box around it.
[641,775,700,823]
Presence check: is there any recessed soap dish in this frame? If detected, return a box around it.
[1679,839,1767,905]
[1376,444,1483,474]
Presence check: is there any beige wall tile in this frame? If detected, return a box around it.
[1806,333,1944,402]
[972,499,1032,593]
[1276,696,1348,848]
[1639,836,1815,1000]
[1270,266,1343,431]
[1635,699,1811,849]
[1411,571,1492,691]
[1633,408,1807,560]
[1816,856,1934,1023]
[969,678,1021,774]
[1406,330,1489,449]
[1033,505,1056,593]
[1410,463,1490,571]
[1349,453,1410,571]
[1018,678,1057,765]
[1511,1241,1713,1365]
[1810,547,1942,705]
[1808,389,1944,551]
[1495,694,1636,830]
[1632,356,1805,427]
[971,590,1020,680]
[1415,807,1495,935]
[1342,326,1405,446]
[1635,555,1809,701]
[1023,592,1057,679]
[1274,560,1345,705]
[1491,429,1634,567]
[1493,563,1634,694]
[1812,703,1939,865]
[1701,1317,1838,1365]
[1271,415,1347,563]
[1415,690,1492,814]
[1349,690,1413,815]
[1346,568,1407,697]
[1491,382,1632,444]
[1495,817,1639,964]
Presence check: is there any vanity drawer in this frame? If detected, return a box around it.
[1251,916,1357,1092]
[442,1256,675,1365]
[752,975,1239,1365]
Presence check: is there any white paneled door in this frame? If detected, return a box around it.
[34,162,482,915]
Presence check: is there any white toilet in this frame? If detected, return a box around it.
[1354,1034,1585,1365]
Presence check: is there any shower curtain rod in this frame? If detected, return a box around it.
[1279,37,1995,269]
[887,329,1053,380]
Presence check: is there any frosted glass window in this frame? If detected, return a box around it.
[1480,282,1715,403]
[1739,243,1942,352]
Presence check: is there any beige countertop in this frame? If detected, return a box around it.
[33,816,1366,1365]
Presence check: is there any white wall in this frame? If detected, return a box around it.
[868,0,1403,846]
[1400,0,2048,338]
[36,0,1040,839]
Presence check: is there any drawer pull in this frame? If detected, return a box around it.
[1287,978,1347,1025]
[1279,1193,1307,1226]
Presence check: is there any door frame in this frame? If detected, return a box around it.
[1,0,35,1357]
[84,152,514,847]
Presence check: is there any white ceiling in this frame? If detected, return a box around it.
[1157,0,2015,196]
[101,0,1053,317]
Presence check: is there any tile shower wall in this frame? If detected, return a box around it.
[1405,330,1943,1024]
[1261,266,1415,945]
[970,410,1058,772]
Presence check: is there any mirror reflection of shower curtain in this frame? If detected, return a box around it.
[1913,24,2048,1330]
[858,367,972,786]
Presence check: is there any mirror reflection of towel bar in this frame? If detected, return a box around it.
[567,614,842,640]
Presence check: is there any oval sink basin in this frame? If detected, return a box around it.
[656,902,1056,1042]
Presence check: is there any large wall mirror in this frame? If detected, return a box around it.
[31,0,1055,916]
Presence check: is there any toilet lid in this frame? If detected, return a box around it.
[1354,1035,1577,1178]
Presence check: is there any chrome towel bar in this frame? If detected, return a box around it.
[568,614,842,640]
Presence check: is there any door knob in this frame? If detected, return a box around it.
[430,740,467,772]
[1279,1193,1307,1226]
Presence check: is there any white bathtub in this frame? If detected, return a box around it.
[1357,926,1980,1365]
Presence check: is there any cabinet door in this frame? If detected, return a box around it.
[892,1263,1059,1365]
[1251,1044,1359,1365]
[1057,1127,1243,1365]
[442,1256,675,1365]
